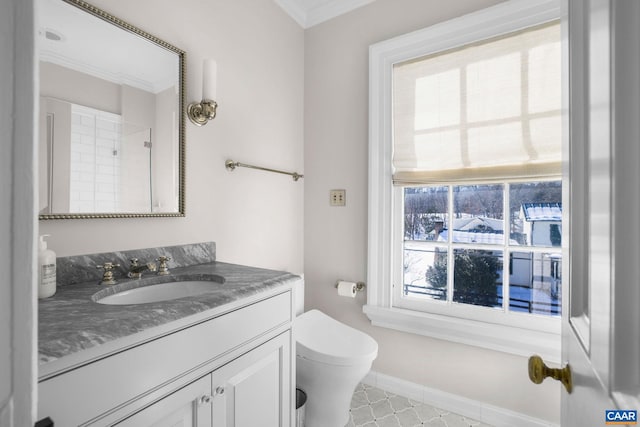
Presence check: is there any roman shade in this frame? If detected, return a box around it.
[392,22,561,185]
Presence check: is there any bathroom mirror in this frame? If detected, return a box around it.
[38,0,185,219]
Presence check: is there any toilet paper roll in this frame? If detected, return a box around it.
[337,281,357,298]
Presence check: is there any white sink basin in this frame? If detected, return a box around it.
[95,280,221,305]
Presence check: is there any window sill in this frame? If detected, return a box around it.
[363,304,561,363]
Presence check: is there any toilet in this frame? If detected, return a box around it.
[295,309,378,427]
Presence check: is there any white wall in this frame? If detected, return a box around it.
[39,0,305,274]
[40,62,121,114]
[303,0,560,423]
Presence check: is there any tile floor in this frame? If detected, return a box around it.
[344,384,493,427]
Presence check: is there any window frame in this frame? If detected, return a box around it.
[366,0,563,362]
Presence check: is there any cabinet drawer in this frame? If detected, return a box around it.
[38,291,291,426]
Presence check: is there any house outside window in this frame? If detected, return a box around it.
[366,0,564,361]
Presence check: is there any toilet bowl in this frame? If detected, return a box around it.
[295,310,378,427]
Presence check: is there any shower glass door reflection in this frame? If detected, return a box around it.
[40,99,154,214]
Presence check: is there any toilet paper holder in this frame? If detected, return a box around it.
[335,281,366,292]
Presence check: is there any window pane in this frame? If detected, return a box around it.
[403,243,448,301]
[404,187,448,241]
[415,69,460,130]
[528,38,561,114]
[450,185,503,244]
[509,251,561,316]
[509,181,562,246]
[467,52,521,122]
[453,249,503,308]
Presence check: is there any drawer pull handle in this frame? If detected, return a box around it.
[215,386,225,396]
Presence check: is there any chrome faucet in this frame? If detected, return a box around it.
[127,258,157,279]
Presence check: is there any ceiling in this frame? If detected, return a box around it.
[274,0,375,29]
[39,0,177,94]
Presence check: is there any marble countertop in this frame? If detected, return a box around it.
[38,260,299,379]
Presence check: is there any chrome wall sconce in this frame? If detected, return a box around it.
[188,59,218,126]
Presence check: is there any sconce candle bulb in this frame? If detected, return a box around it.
[188,59,218,126]
[202,59,217,100]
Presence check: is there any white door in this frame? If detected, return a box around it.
[212,333,291,427]
[558,0,640,425]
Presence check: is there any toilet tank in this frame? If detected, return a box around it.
[293,275,304,316]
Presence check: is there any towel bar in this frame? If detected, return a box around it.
[225,159,304,181]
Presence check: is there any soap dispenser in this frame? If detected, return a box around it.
[38,234,56,299]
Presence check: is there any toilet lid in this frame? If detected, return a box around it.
[295,310,378,366]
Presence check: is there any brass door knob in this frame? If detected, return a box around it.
[528,355,572,393]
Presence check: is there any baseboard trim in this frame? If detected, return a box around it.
[362,371,559,427]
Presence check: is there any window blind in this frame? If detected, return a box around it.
[392,22,561,185]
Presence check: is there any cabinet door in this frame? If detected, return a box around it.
[116,375,213,427]
[212,333,291,427]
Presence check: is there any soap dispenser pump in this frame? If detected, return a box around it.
[38,234,56,299]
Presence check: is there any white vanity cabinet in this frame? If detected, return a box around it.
[116,332,290,427]
[38,290,294,427]
[116,375,213,427]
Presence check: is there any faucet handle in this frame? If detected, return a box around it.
[96,262,120,270]
[96,262,120,285]
[156,256,171,276]
[129,258,139,267]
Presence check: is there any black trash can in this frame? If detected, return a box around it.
[296,388,307,427]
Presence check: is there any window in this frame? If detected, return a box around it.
[399,182,562,317]
[366,0,563,361]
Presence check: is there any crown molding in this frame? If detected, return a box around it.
[274,0,308,27]
[275,0,375,29]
